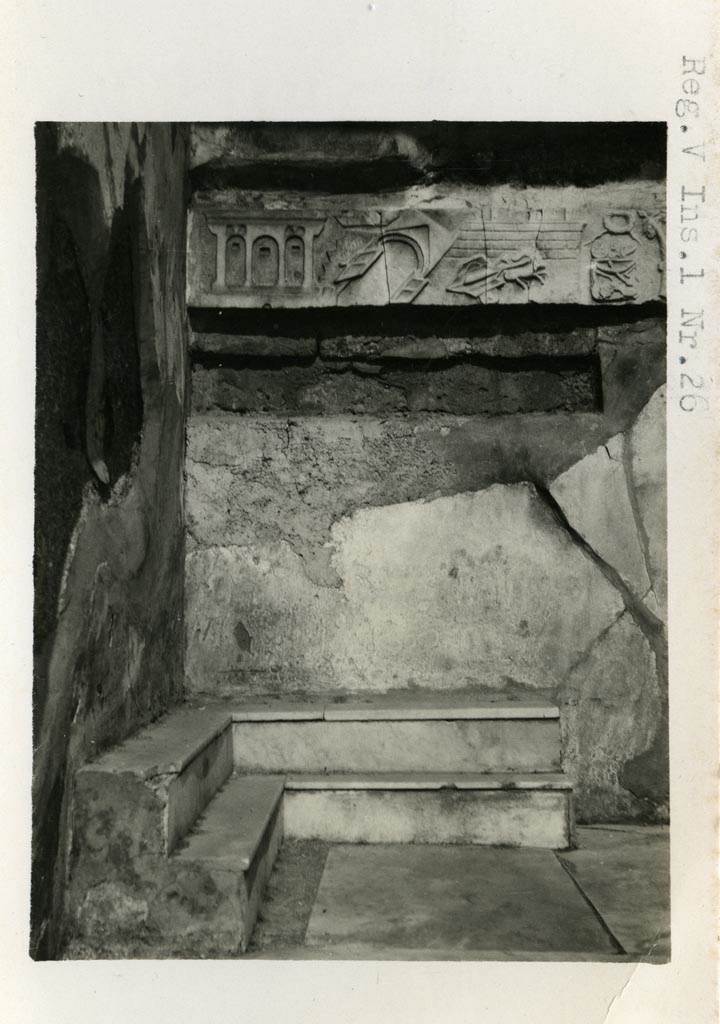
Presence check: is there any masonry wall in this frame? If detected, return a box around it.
[184,124,667,826]
[33,123,189,958]
[186,314,667,824]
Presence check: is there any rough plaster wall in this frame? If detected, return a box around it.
[33,123,189,958]
[186,321,666,822]
[184,123,667,823]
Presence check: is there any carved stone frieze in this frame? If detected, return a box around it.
[187,192,666,308]
[637,209,667,301]
[588,212,639,303]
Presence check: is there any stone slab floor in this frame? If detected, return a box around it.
[248,827,669,961]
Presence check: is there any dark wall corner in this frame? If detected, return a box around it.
[31,123,191,959]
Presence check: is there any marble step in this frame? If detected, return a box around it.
[281,772,573,849]
[74,706,233,854]
[232,701,560,774]
[166,775,285,953]
[176,774,284,872]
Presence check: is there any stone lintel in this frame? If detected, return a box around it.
[187,189,666,311]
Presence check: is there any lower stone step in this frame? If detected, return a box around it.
[169,775,284,954]
[282,772,573,849]
[67,774,283,957]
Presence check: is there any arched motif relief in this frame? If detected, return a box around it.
[285,234,305,287]
[381,233,425,302]
[225,234,246,288]
[252,236,279,287]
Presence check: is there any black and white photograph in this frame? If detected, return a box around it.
[32,121,671,963]
[2,3,718,1023]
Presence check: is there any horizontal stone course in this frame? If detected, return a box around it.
[232,718,561,774]
[191,356,601,416]
[231,698,559,721]
[190,330,318,359]
[78,707,232,778]
[283,772,571,791]
[188,186,666,309]
[74,709,234,856]
[176,775,284,870]
[283,788,572,848]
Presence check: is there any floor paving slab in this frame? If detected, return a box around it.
[304,844,619,955]
[557,825,670,958]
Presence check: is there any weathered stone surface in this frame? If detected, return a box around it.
[185,319,667,821]
[190,122,666,190]
[187,186,666,309]
[65,772,284,958]
[185,317,664,576]
[304,845,616,953]
[318,327,598,362]
[232,718,560,774]
[547,385,666,621]
[190,329,318,359]
[597,319,666,346]
[284,772,570,791]
[190,123,433,179]
[73,708,233,855]
[185,483,624,695]
[559,611,663,821]
[174,776,284,871]
[68,856,250,958]
[550,433,652,602]
[284,788,571,847]
[191,357,600,416]
[558,826,670,958]
[627,387,667,620]
[33,123,189,959]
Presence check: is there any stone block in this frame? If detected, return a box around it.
[627,387,667,620]
[72,853,250,958]
[166,726,233,851]
[319,327,598,362]
[187,186,665,309]
[190,123,431,177]
[284,771,570,790]
[284,787,571,848]
[76,707,233,853]
[560,611,663,820]
[232,719,560,773]
[549,432,652,603]
[67,773,284,957]
[304,844,618,955]
[190,329,318,359]
[191,357,600,416]
[321,699,559,720]
[174,775,284,870]
[558,826,670,958]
